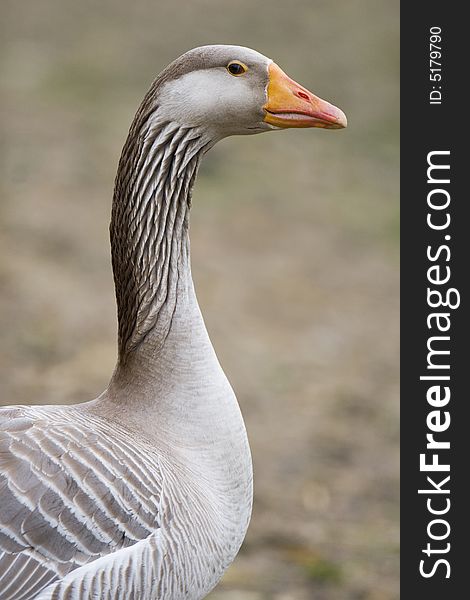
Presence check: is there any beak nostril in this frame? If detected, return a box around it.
[296,91,310,101]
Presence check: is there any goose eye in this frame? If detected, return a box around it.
[227,61,248,76]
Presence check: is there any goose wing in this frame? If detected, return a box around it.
[0,406,163,600]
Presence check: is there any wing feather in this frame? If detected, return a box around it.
[0,405,163,599]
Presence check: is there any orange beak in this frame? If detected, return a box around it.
[264,63,347,130]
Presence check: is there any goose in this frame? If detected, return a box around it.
[0,45,346,600]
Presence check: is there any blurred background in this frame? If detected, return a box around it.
[0,1,399,598]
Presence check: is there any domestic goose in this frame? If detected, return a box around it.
[0,45,346,599]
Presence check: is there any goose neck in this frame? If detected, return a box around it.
[110,119,211,369]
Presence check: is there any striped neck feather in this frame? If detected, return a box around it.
[111,117,211,363]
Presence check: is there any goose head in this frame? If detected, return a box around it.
[151,44,347,139]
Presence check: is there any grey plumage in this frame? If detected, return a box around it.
[1,46,260,600]
[1,399,250,599]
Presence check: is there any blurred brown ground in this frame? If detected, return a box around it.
[0,1,399,599]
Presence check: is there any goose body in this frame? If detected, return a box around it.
[0,45,346,599]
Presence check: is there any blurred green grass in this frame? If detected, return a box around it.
[0,1,399,598]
